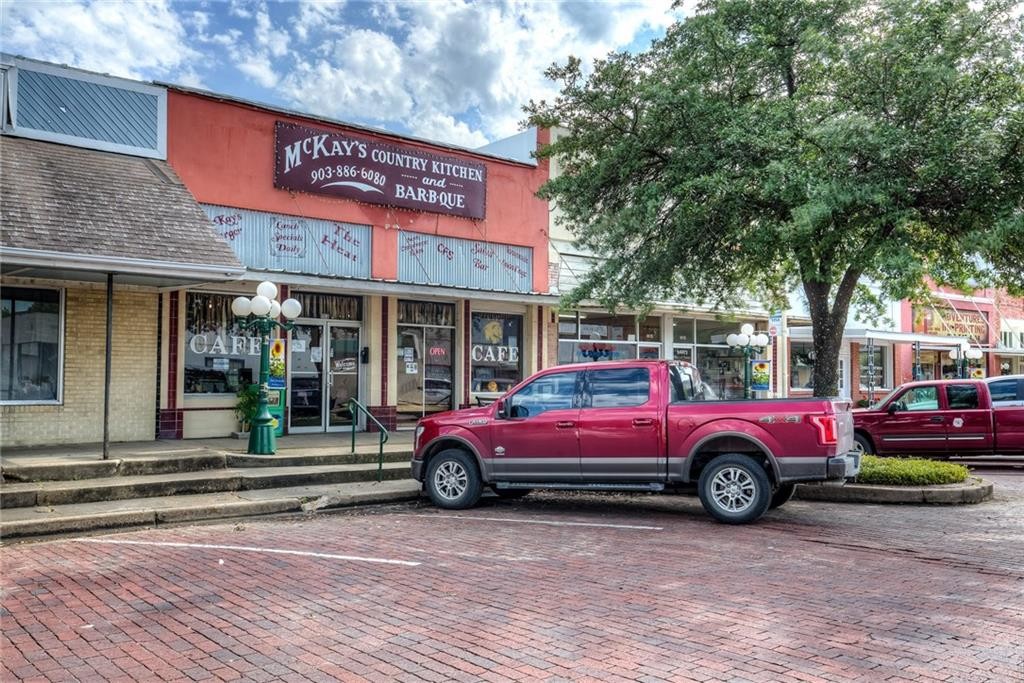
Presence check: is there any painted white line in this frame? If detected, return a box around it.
[398,514,662,531]
[77,539,420,566]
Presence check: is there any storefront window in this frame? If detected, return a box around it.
[695,346,746,400]
[696,319,760,344]
[859,346,889,389]
[1,287,62,403]
[470,312,523,395]
[292,292,361,320]
[579,312,637,341]
[790,341,815,390]
[672,318,694,344]
[557,311,663,363]
[397,300,456,427]
[185,292,261,394]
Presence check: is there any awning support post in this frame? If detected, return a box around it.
[913,341,922,381]
[103,273,113,460]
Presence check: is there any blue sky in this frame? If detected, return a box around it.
[1,0,689,147]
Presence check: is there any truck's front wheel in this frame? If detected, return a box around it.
[426,449,482,510]
[697,454,772,524]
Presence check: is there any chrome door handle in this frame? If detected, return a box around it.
[556,421,576,429]
[632,418,654,427]
[929,416,944,423]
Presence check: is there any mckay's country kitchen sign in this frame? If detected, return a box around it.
[274,121,487,220]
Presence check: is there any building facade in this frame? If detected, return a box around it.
[159,87,556,437]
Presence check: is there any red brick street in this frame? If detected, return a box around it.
[2,474,1022,683]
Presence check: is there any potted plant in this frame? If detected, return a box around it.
[233,383,259,438]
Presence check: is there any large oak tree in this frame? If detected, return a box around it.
[527,0,1024,396]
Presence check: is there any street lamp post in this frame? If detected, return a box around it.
[948,342,983,379]
[231,281,302,455]
[726,324,770,399]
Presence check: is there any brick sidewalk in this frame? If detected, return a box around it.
[2,474,1022,682]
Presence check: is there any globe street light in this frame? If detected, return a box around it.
[727,324,770,399]
[948,342,983,379]
[232,282,302,454]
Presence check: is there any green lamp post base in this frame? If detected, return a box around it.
[238,315,293,456]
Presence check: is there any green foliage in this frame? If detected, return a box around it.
[234,384,259,429]
[855,455,969,486]
[527,0,1024,395]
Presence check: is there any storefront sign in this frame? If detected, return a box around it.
[274,121,487,220]
[203,205,371,279]
[914,306,988,343]
[189,335,260,356]
[751,360,771,391]
[398,232,532,293]
[472,344,520,363]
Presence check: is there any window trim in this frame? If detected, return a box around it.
[1,286,65,406]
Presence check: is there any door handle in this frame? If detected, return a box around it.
[929,416,944,423]
[632,418,654,427]
[556,421,576,429]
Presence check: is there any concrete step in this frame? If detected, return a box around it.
[1,448,413,483]
[0,479,422,541]
[0,462,411,509]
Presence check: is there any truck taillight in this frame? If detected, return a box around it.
[810,415,837,445]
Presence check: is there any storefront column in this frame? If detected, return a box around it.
[367,295,396,432]
[158,290,183,439]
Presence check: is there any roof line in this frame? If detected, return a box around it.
[0,247,245,280]
[159,83,538,168]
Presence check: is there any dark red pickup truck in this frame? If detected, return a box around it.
[853,379,1024,457]
[411,360,858,523]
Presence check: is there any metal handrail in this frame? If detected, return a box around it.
[348,398,390,482]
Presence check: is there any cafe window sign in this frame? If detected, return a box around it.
[274,121,486,220]
[203,204,371,280]
[185,292,262,395]
[471,313,523,394]
[398,232,533,293]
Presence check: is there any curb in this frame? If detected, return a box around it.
[794,476,993,505]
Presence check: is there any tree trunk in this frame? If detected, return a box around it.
[803,268,860,398]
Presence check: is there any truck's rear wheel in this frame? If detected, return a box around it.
[769,483,796,509]
[697,454,772,524]
[426,449,482,510]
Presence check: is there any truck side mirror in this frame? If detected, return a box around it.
[887,402,900,415]
[496,399,508,419]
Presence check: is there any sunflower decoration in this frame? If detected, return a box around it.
[751,362,771,386]
[269,339,286,380]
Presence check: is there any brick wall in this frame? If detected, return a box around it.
[1,284,159,447]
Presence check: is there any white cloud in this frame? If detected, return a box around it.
[254,6,290,57]
[410,111,490,148]
[291,0,346,41]
[0,0,198,80]
[280,28,411,122]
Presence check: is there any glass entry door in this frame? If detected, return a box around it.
[396,325,454,428]
[326,324,360,429]
[288,321,361,433]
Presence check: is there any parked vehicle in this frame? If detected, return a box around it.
[411,360,858,524]
[985,375,1024,407]
[853,379,1024,457]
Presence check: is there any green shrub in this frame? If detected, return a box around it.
[855,455,969,486]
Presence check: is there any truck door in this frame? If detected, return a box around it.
[490,370,582,481]
[874,385,947,455]
[578,366,664,481]
[944,383,993,454]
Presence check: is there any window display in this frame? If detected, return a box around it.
[1,287,62,403]
[557,312,663,363]
[184,292,260,394]
[470,312,523,395]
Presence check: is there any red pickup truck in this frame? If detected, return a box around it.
[853,379,1024,457]
[411,360,858,524]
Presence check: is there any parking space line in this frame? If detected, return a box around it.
[398,514,663,531]
[77,539,421,566]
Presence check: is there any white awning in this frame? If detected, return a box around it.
[787,326,971,348]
